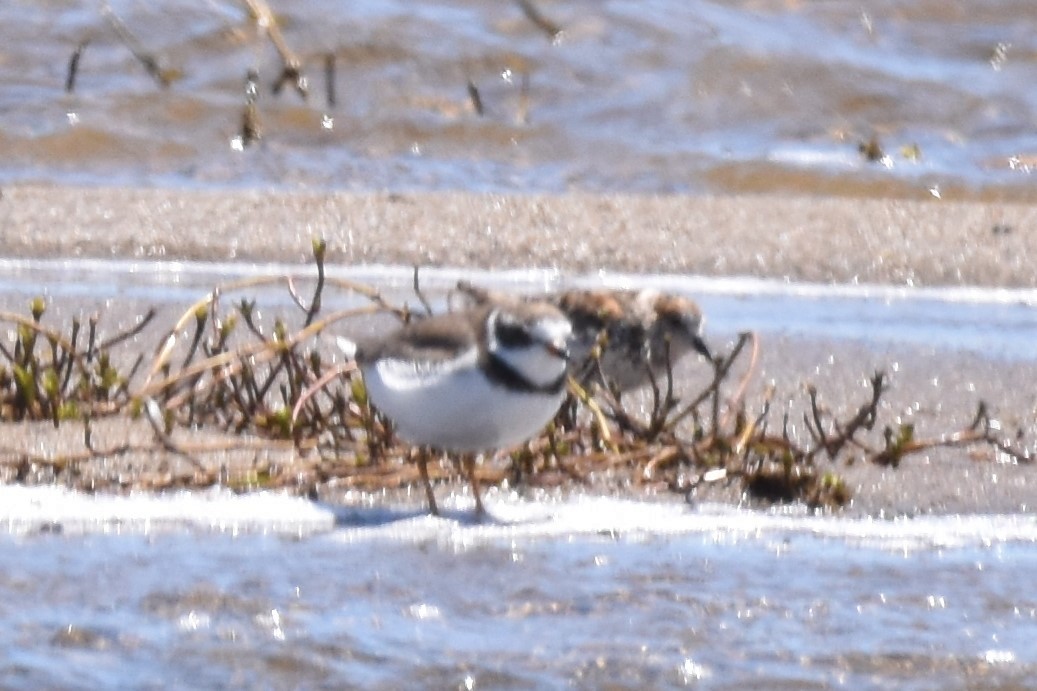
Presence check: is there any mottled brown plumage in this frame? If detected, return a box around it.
[455,281,712,391]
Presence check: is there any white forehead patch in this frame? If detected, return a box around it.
[530,314,572,346]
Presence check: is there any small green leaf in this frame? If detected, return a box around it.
[57,401,80,421]
[12,365,36,405]
[350,376,368,406]
[29,297,46,321]
[42,368,60,399]
[312,237,327,261]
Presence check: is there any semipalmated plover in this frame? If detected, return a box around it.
[455,282,712,392]
[355,301,572,515]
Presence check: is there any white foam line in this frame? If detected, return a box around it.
[5,486,1034,550]
[329,495,1037,551]
[0,258,561,289]
[3,258,1036,307]
[0,485,335,537]
[581,271,1037,307]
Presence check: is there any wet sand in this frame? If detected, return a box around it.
[1,184,1036,516]
[4,185,1037,287]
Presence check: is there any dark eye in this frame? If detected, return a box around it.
[496,319,533,348]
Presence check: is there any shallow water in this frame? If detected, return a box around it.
[3,261,1037,687]
[3,0,1036,199]
[2,489,1037,689]
[5,257,1037,360]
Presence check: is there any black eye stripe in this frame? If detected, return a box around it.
[495,319,534,348]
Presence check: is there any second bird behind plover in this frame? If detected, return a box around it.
[353,300,572,516]
[557,288,712,391]
[455,282,712,392]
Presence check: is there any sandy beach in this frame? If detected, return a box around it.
[2,184,1036,516]
[4,186,1037,287]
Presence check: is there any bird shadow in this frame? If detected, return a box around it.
[323,502,514,528]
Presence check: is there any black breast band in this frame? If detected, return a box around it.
[484,353,566,395]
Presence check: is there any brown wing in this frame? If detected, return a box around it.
[555,290,624,334]
[359,307,488,364]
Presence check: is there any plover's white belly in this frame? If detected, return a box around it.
[361,351,565,452]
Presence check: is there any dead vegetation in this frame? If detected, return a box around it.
[0,243,1031,510]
